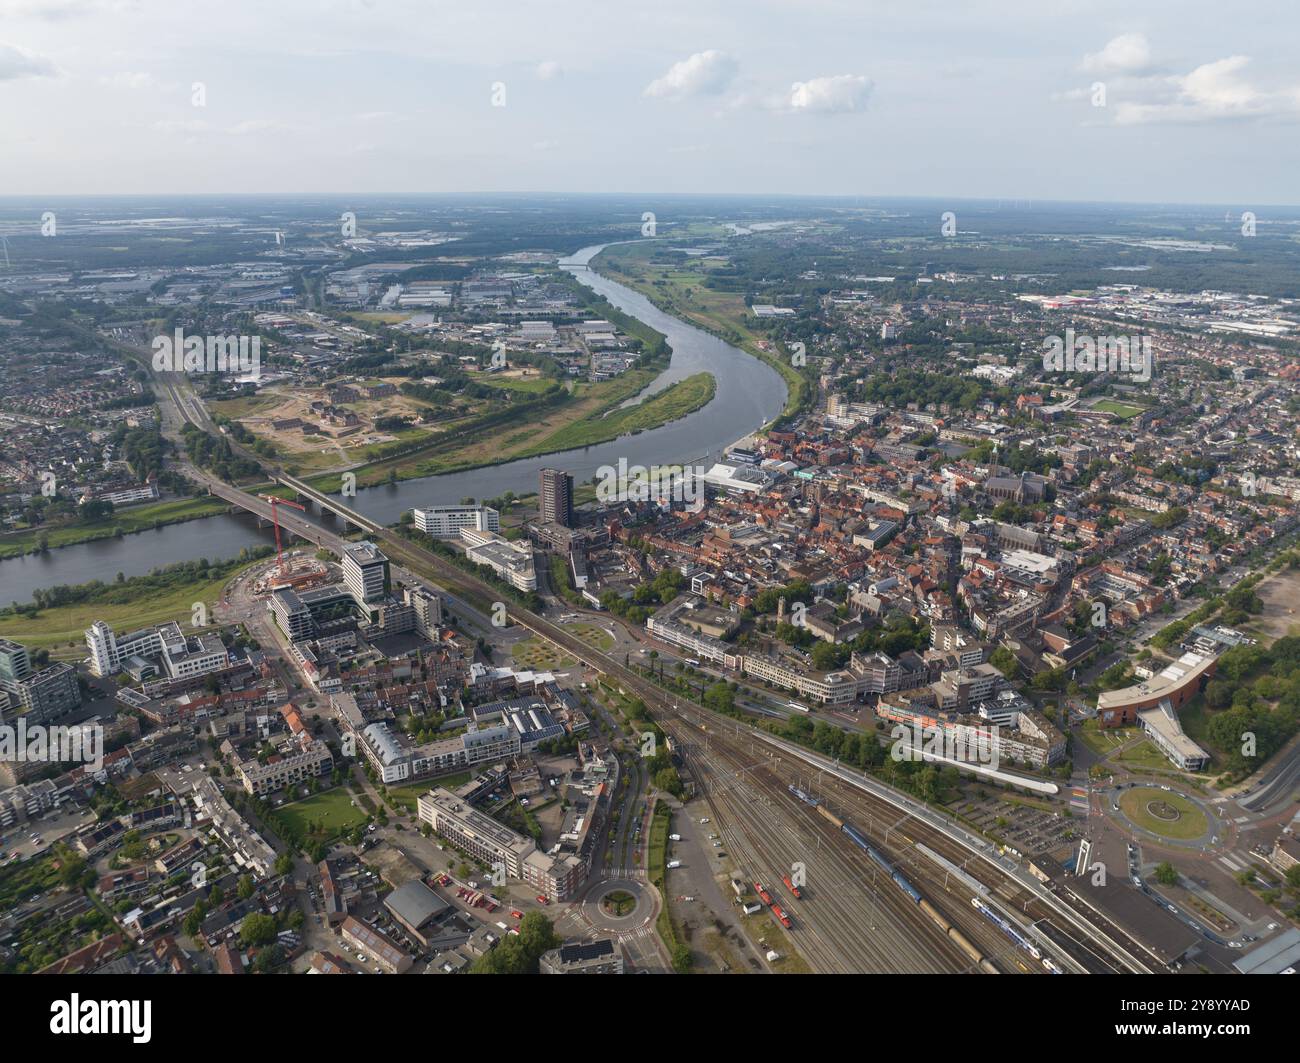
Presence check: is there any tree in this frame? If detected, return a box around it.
[1154,861,1178,887]
[253,943,285,973]
[237,875,255,901]
[989,646,1018,680]
[239,912,277,948]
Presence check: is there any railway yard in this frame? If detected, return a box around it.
[360,504,1156,976]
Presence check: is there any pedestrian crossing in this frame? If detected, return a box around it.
[1217,852,1248,872]
[602,868,648,881]
[1070,785,1090,815]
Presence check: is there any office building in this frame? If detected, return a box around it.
[404,585,443,637]
[342,541,390,606]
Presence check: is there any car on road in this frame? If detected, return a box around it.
[536,895,549,905]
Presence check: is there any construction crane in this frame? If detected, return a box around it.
[259,495,306,574]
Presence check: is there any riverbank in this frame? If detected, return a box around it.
[295,362,718,495]
[0,550,272,654]
[591,241,813,423]
[0,494,232,561]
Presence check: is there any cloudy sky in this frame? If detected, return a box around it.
[2,0,1299,203]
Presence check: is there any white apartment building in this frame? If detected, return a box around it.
[459,529,537,592]
[412,504,500,539]
[86,620,227,680]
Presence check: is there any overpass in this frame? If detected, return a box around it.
[204,478,349,554]
[275,472,385,536]
[147,362,1147,972]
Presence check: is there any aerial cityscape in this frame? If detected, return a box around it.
[0,0,1295,1028]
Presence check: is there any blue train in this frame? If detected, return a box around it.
[837,819,923,904]
[787,784,820,807]
[972,898,1042,960]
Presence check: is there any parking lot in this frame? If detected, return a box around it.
[954,794,1079,859]
[1,806,97,864]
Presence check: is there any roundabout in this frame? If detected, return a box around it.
[581,877,657,935]
[1113,784,1217,846]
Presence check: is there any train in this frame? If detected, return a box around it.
[771,903,793,930]
[811,799,1001,973]
[816,806,928,911]
[787,784,820,808]
[753,881,773,905]
[919,897,1000,975]
[782,874,802,900]
[972,897,1043,961]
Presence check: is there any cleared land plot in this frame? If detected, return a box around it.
[511,637,577,671]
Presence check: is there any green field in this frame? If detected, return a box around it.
[1092,399,1144,419]
[0,563,255,654]
[1077,718,1130,757]
[0,495,231,560]
[1119,786,1209,841]
[1116,739,1185,773]
[277,788,369,839]
[385,774,471,812]
[521,372,715,454]
[564,623,615,652]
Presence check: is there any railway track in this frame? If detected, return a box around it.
[190,466,1149,974]
[676,728,972,973]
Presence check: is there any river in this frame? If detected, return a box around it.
[0,242,786,603]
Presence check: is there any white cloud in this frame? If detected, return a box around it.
[100,70,156,89]
[0,41,55,80]
[644,49,737,100]
[535,60,562,81]
[1081,32,1152,75]
[153,118,208,134]
[1113,55,1300,125]
[789,74,872,114]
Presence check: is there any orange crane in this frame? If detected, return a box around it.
[259,494,306,574]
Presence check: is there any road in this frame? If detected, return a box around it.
[145,359,1151,975]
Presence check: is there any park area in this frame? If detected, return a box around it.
[277,788,369,841]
